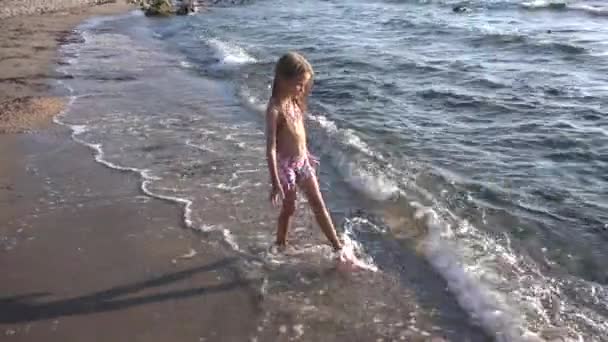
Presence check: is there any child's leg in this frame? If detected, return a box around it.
[276,187,297,247]
[299,174,342,251]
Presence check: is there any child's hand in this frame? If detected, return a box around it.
[269,185,284,207]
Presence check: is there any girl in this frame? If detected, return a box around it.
[265,52,358,266]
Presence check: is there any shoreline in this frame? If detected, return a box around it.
[0,128,259,341]
[1,3,261,341]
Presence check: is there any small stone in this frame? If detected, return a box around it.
[293,324,304,338]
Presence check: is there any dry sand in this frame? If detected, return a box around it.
[0,1,133,133]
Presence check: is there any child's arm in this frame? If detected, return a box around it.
[265,104,283,199]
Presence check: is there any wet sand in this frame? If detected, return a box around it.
[0,3,261,341]
[0,129,261,341]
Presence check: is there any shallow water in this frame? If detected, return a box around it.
[54,1,607,341]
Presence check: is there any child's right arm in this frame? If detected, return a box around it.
[265,104,283,204]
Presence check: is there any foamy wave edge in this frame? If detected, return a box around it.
[413,202,548,342]
[302,114,558,341]
[206,37,257,69]
[53,105,197,231]
[52,20,204,235]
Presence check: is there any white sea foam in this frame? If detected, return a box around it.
[520,0,566,10]
[79,9,141,30]
[569,3,608,16]
[50,12,250,261]
[309,114,399,201]
[207,38,257,67]
[54,53,200,232]
[179,60,195,69]
[57,110,200,231]
[341,218,380,272]
[521,1,608,18]
[222,229,241,251]
[234,84,268,116]
[185,139,216,153]
[407,198,606,341]
[409,202,544,342]
[334,155,399,201]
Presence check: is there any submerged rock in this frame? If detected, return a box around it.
[176,0,196,15]
[452,5,471,13]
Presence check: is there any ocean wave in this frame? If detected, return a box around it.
[417,88,518,112]
[206,38,257,68]
[470,29,587,55]
[521,0,608,16]
[412,166,608,341]
[308,114,400,201]
[539,40,587,54]
[569,3,608,17]
[405,197,605,341]
[415,205,540,341]
[520,0,567,10]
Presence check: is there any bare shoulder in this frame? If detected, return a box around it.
[266,98,281,116]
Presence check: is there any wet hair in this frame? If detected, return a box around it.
[271,51,314,113]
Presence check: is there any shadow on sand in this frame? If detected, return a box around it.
[0,258,252,324]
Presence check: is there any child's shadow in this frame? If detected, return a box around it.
[0,258,251,324]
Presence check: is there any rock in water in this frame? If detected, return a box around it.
[176,0,196,15]
[144,0,173,16]
[452,5,470,13]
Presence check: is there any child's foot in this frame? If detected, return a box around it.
[269,242,288,254]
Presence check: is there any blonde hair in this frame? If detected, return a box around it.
[271,51,314,113]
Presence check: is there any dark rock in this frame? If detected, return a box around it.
[452,5,470,13]
[144,0,173,16]
[176,0,196,15]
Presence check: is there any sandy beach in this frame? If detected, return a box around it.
[0,2,133,133]
[1,2,261,341]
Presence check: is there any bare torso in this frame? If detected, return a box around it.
[272,98,307,160]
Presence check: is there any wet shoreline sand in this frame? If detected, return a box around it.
[0,3,261,341]
[0,129,261,341]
